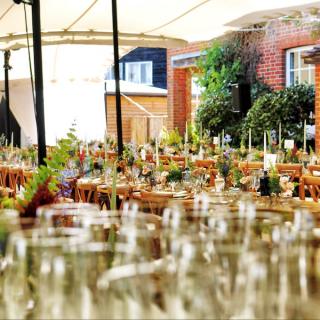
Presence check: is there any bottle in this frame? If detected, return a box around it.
[259,170,270,196]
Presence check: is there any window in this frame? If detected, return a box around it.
[125,61,153,85]
[105,63,123,80]
[286,46,315,86]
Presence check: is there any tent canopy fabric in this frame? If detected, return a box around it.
[1,0,320,51]
[227,1,320,28]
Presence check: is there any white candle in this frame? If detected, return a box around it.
[303,119,307,152]
[249,128,252,152]
[279,122,282,150]
[141,149,146,161]
[5,139,7,147]
[86,141,89,156]
[264,131,267,171]
[104,130,108,161]
[222,129,224,149]
[200,123,203,140]
[185,121,188,143]
[155,138,160,166]
[217,134,220,148]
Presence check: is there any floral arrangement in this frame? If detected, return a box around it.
[166,161,182,183]
[279,176,296,197]
[216,149,233,179]
[0,125,79,217]
[236,144,249,160]
[268,166,281,195]
[232,167,244,188]
[284,147,301,164]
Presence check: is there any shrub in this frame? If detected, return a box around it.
[242,84,315,146]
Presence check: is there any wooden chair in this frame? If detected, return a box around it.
[0,165,9,188]
[307,165,320,176]
[146,154,154,163]
[159,155,170,165]
[107,152,118,161]
[75,182,98,204]
[299,175,320,202]
[276,163,303,182]
[8,167,24,197]
[171,156,185,168]
[22,170,34,186]
[195,159,215,168]
[97,185,131,210]
[195,159,217,186]
[238,161,264,174]
[140,190,173,215]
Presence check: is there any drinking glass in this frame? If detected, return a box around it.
[132,166,141,184]
[4,227,90,319]
[214,177,225,192]
[37,202,100,228]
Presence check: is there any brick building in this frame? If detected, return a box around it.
[167,21,320,149]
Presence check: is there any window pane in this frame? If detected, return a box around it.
[300,69,309,83]
[120,63,124,80]
[126,63,139,83]
[310,68,315,85]
[141,63,147,83]
[145,63,152,84]
[301,54,308,68]
[140,62,152,84]
[290,70,299,85]
[290,52,298,69]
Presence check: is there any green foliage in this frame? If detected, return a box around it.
[242,84,314,146]
[18,125,78,214]
[268,166,281,195]
[216,152,233,178]
[167,161,182,183]
[232,167,244,188]
[195,34,271,145]
[165,128,183,146]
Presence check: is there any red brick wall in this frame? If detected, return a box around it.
[167,22,320,145]
[167,42,209,134]
[257,21,318,90]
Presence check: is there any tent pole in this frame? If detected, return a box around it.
[31,0,47,166]
[3,50,11,144]
[111,0,123,157]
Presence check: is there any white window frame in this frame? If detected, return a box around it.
[286,46,315,86]
[125,61,153,85]
[105,63,123,80]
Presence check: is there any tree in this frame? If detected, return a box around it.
[195,31,270,145]
[242,84,315,146]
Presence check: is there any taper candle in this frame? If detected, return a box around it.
[185,121,188,143]
[222,129,224,149]
[303,119,307,152]
[279,122,282,150]
[249,128,252,152]
[155,138,160,166]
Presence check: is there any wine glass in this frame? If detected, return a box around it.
[132,166,141,184]
[4,228,90,319]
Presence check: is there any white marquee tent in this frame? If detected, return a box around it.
[1,0,320,145]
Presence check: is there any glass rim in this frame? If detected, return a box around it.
[7,227,90,248]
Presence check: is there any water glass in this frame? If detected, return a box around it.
[37,202,100,228]
[4,228,90,319]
